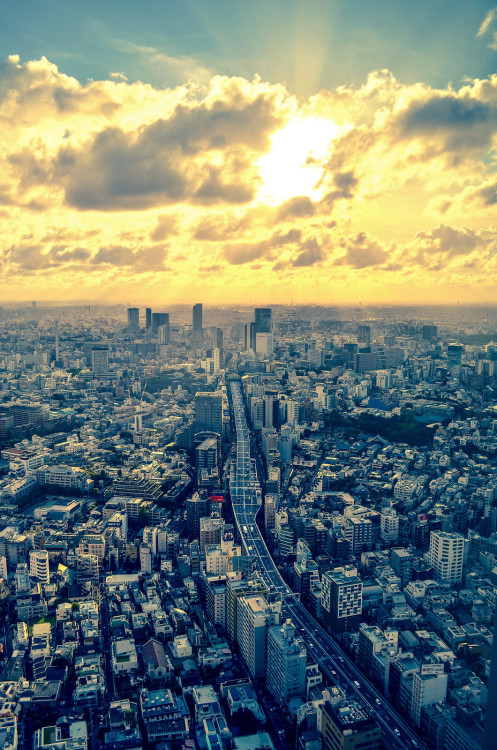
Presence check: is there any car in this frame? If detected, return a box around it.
[353,681,361,688]
[394,728,400,735]
[375,698,381,705]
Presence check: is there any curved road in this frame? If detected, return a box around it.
[228,379,426,750]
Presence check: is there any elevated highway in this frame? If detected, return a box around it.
[228,379,427,750]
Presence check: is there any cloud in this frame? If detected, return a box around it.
[223,240,270,265]
[415,225,481,258]
[8,73,290,210]
[291,237,325,266]
[275,196,315,222]
[150,214,178,241]
[477,7,497,38]
[90,243,168,269]
[336,232,388,268]
[3,56,497,301]
[395,93,497,152]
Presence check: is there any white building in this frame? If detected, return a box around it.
[411,666,448,725]
[429,531,465,585]
[36,464,92,491]
[381,507,399,543]
[140,545,152,574]
[29,549,50,586]
[266,620,307,704]
[256,332,273,357]
[237,595,280,680]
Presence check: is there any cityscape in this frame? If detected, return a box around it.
[0,302,494,750]
[3,1,497,749]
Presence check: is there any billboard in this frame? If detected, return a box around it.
[211,493,224,503]
[420,663,445,676]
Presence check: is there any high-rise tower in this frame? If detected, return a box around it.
[127,307,139,331]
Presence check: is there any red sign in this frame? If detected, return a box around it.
[211,494,224,503]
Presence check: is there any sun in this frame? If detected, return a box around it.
[257,115,341,205]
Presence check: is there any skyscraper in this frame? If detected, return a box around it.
[193,303,203,332]
[195,391,223,437]
[357,324,371,345]
[246,307,272,351]
[151,312,169,334]
[145,307,152,329]
[158,323,170,345]
[127,307,139,331]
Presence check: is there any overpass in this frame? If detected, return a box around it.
[228,379,426,750]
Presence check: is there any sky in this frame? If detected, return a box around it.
[1,0,497,305]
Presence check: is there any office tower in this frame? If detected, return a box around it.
[321,566,363,634]
[199,517,224,551]
[390,548,413,585]
[245,307,272,351]
[255,307,272,330]
[216,327,223,348]
[127,307,139,331]
[55,320,60,360]
[151,312,169,333]
[251,398,264,430]
[345,516,373,553]
[357,324,371,345]
[264,495,276,531]
[226,573,269,640]
[256,332,273,357]
[266,620,306,704]
[205,578,227,628]
[193,303,203,332]
[195,436,218,484]
[195,391,223,437]
[157,323,170,345]
[189,540,201,576]
[278,523,295,557]
[357,624,398,674]
[429,531,465,584]
[411,666,448,726]
[318,697,381,750]
[186,494,210,539]
[422,324,437,341]
[91,346,109,373]
[29,549,50,585]
[145,307,152,329]
[447,343,463,366]
[237,595,280,679]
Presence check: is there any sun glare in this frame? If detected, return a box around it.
[257,116,340,205]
